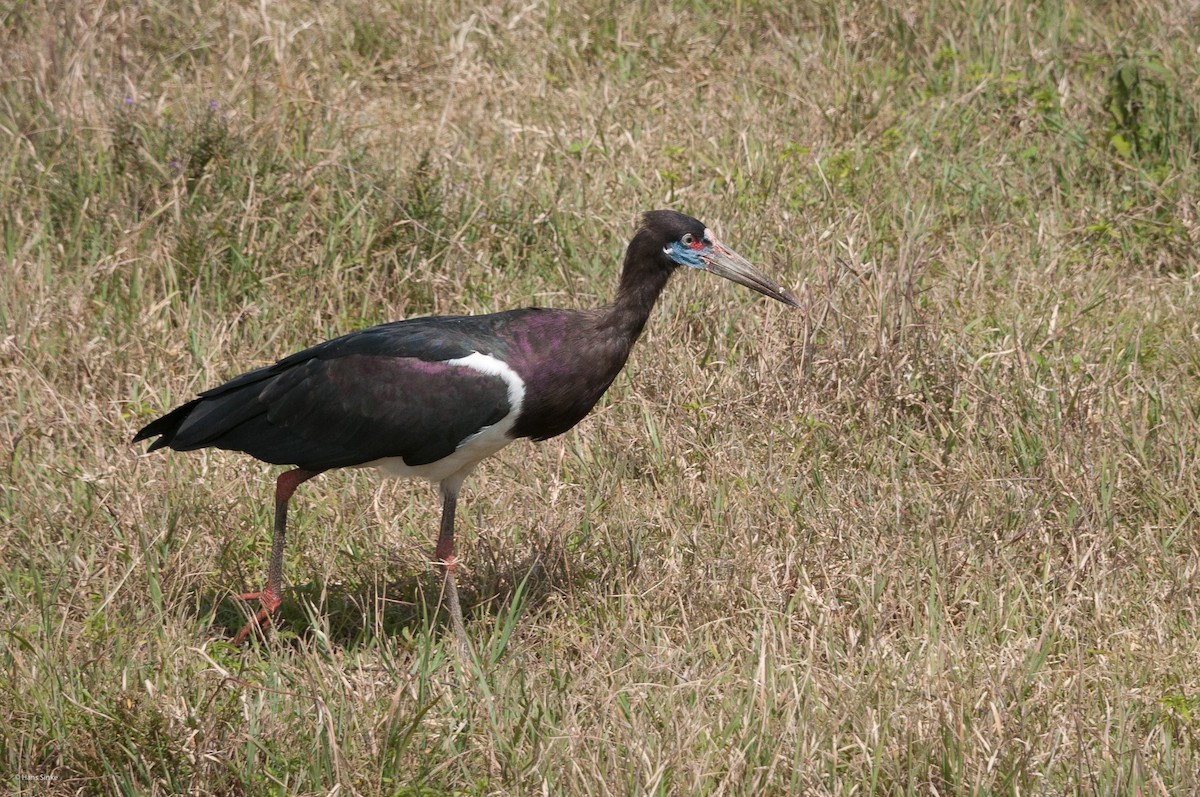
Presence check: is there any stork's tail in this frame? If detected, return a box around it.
[132,399,202,452]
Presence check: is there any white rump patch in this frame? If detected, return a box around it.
[361,351,526,486]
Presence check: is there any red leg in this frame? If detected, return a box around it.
[436,481,470,656]
[233,468,319,644]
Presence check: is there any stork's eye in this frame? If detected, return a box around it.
[681,233,696,246]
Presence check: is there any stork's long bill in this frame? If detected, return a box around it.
[699,230,801,308]
[660,223,801,308]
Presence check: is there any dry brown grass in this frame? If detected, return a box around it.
[3,1,1200,794]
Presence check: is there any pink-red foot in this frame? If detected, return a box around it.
[232,586,282,644]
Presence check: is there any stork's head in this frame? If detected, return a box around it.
[643,210,800,308]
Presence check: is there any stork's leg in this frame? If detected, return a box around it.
[233,468,320,644]
[435,481,471,655]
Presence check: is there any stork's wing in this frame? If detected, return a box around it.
[134,317,515,471]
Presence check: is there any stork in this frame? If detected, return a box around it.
[134,210,799,649]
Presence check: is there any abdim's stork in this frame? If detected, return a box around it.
[134,210,799,648]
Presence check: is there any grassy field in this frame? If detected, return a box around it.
[3,0,1200,793]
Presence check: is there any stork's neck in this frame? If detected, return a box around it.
[506,241,673,443]
[597,243,673,344]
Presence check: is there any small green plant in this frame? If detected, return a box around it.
[1105,50,1200,167]
[112,98,235,193]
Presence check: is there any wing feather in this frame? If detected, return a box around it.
[138,316,518,470]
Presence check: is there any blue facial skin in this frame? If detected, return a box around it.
[662,238,710,270]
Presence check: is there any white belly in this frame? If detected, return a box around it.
[360,425,516,484]
[356,351,525,489]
